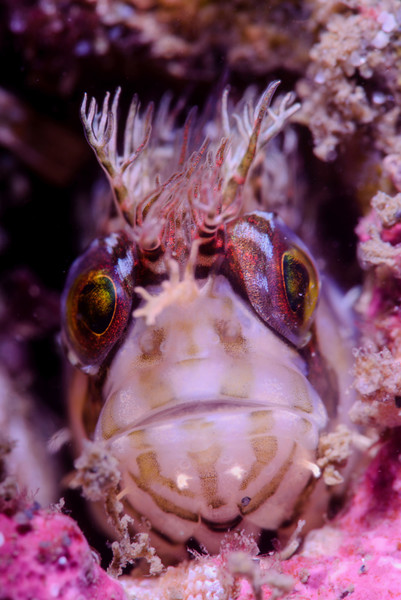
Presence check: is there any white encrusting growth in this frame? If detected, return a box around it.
[133,240,202,326]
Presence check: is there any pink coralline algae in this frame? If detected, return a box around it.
[272,432,401,599]
[0,503,127,600]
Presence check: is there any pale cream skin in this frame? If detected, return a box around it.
[98,274,328,553]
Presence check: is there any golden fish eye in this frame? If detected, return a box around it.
[77,273,117,336]
[282,246,319,325]
[61,233,136,371]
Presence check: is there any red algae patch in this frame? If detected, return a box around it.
[270,432,401,599]
[0,505,127,600]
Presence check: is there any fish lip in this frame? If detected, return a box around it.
[132,398,264,428]
[103,397,313,441]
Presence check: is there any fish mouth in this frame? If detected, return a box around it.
[105,396,313,441]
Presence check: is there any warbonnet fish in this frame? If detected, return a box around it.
[61,82,356,561]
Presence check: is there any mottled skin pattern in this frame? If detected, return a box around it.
[62,85,356,561]
[98,271,326,555]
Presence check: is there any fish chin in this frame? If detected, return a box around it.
[95,387,326,545]
[92,280,329,549]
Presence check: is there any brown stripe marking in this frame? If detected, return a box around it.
[99,392,120,440]
[239,410,275,490]
[124,497,182,546]
[300,417,312,436]
[129,467,199,523]
[214,319,247,357]
[219,362,253,399]
[128,429,150,450]
[137,369,173,409]
[239,442,297,516]
[292,378,313,414]
[135,451,195,497]
[188,444,226,510]
[138,327,165,363]
[239,435,278,491]
[249,409,274,433]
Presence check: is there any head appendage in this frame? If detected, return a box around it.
[81,88,153,227]
[81,83,300,256]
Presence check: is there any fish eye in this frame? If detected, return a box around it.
[223,211,320,347]
[61,232,137,372]
[282,244,319,325]
[75,273,116,335]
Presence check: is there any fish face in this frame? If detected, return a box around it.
[62,84,355,560]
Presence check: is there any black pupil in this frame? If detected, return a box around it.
[78,275,116,335]
[283,254,309,315]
